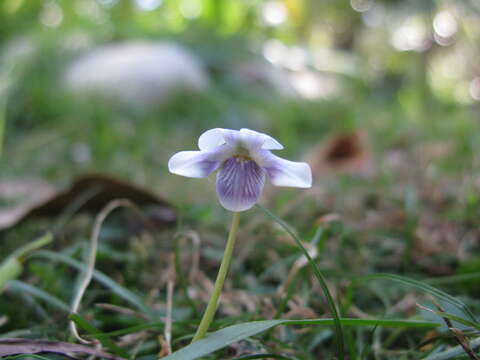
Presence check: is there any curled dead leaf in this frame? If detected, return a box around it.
[0,173,176,231]
[0,338,126,359]
[306,131,374,177]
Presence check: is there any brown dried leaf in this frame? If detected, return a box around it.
[0,173,176,231]
[0,338,125,359]
[307,131,374,177]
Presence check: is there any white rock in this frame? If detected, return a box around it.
[233,60,296,97]
[65,41,208,106]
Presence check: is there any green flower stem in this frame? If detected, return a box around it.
[192,211,241,342]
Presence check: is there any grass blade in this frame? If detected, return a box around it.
[418,304,480,331]
[32,250,155,318]
[163,318,438,360]
[426,273,480,286]
[6,280,70,312]
[257,205,345,360]
[231,354,293,360]
[101,322,164,337]
[69,313,129,358]
[423,337,480,360]
[164,320,283,360]
[10,233,53,260]
[356,273,477,323]
[284,318,439,328]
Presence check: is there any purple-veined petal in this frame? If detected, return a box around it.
[168,149,225,178]
[256,151,312,188]
[240,128,283,150]
[216,157,266,212]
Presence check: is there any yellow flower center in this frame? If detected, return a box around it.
[233,146,252,161]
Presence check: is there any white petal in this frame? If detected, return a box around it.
[259,151,312,188]
[198,128,245,150]
[216,157,266,212]
[168,150,223,178]
[222,129,242,147]
[199,128,283,152]
[198,128,227,151]
[240,128,283,150]
[262,136,284,150]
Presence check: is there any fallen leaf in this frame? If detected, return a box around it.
[306,131,374,177]
[0,173,176,231]
[0,338,126,359]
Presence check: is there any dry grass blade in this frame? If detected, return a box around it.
[69,198,158,344]
[164,260,175,355]
[434,302,480,360]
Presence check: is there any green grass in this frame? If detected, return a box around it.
[2,88,479,358]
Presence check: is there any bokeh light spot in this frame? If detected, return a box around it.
[135,0,162,11]
[40,1,63,28]
[261,1,287,26]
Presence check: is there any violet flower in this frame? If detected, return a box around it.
[168,128,312,211]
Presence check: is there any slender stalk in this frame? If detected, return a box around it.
[192,212,241,342]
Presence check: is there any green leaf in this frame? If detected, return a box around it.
[0,257,22,292]
[163,318,439,360]
[0,233,53,292]
[257,205,345,360]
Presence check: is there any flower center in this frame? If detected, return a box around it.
[233,146,252,161]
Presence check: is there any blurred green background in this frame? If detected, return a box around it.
[3,0,480,264]
[3,0,480,185]
[3,0,480,271]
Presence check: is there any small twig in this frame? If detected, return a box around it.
[69,198,156,344]
[417,302,480,360]
[435,302,480,360]
[129,337,146,359]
